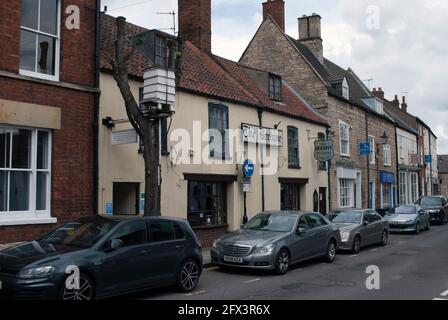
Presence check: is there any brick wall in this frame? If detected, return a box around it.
[194,226,228,248]
[440,173,448,196]
[0,0,97,243]
[178,0,211,53]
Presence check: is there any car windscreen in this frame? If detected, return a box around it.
[244,214,296,232]
[40,220,117,248]
[331,211,363,224]
[394,206,416,214]
[420,197,442,207]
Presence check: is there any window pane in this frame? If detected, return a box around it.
[111,221,147,247]
[37,131,49,169]
[36,172,47,210]
[37,34,56,75]
[20,30,37,72]
[0,129,11,168]
[11,129,31,169]
[0,171,7,211]
[40,0,58,35]
[149,221,175,242]
[21,0,39,30]
[9,171,30,211]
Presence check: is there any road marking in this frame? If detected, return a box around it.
[244,278,260,284]
[433,298,448,301]
[441,290,448,297]
[185,290,207,296]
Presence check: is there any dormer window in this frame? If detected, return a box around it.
[151,33,177,69]
[269,74,282,102]
[342,77,349,99]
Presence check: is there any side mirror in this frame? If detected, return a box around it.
[109,239,123,251]
[296,227,307,235]
[363,220,370,226]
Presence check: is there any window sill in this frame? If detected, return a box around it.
[0,217,58,227]
[340,154,351,158]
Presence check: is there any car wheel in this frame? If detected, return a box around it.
[274,249,290,275]
[59,273,95,301]
[325,240,337,263]
[177,259,200,292]
[352,235,361,254]
[426,220,431,231]
[380,230,388,246]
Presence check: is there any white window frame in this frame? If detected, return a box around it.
[342,77,349,100]
[338,178,354,208]
[383,144,391,166]
[399,172,408,204]
[369,135,375,165]
[19,0,61,82]
[339,121,350,157]
[0,125,56,226]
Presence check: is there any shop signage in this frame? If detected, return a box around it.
[359,141,371,157]
[111,129,138,145]
[314,139,334,162]
[424,155,433,163]
[380,171,396,184]
[243,159,255,177]
[242,123,283,147]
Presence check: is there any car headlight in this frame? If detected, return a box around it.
[254,244,275,255]
[212,240,220,249]
[18,266,55,279]
[341,231,351,242]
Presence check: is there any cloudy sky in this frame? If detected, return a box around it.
[102,0,448,153]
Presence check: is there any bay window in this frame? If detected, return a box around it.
[20,0,60,81]
[0,126,53,224]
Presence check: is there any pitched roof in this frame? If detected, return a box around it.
[383,99,418,134]
[100,14,328,126]
[438,155,448,173]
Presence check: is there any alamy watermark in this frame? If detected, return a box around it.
[365,265,381,290]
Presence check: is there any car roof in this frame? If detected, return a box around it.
[330,208,367,213]
[71,215,188,224]
[260,211,320,216]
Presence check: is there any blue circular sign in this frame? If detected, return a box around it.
[243,160,255,177]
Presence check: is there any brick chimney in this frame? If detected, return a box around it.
[298,13,323,63]
[178,0,211,53]
[262,0,285,32]
[401,96,408,113]
[372,87,384,100]
[392,95,400,108]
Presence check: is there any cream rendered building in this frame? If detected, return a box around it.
[99,14,329,246]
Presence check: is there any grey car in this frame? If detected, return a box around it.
[328,209,389,254]
[384,205,431,234]
[210,212,341,275]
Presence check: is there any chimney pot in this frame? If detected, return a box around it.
[298,13,323,63]
[263,0,285,32]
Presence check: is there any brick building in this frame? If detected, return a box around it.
[0,0,100,243]
[438,155,448,196]
[240,0,398,211]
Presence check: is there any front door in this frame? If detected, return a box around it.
[319,188,327,215]
[281,183,300,211]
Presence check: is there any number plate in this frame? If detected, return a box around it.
[224,256,243,263]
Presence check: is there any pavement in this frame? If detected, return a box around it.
[125,223,448,300]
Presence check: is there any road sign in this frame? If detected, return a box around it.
[243,159,255,177]
[242,177,252,193]
[359,141,371,156]
[314,139,334,161]
[424,155,433,163]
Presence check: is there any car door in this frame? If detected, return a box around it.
[361,211,377,245]
[442,198,448,222]
[96,220,152,295]
[307,214,331,256]
[291,215,314,262]
[417,206,429,227]
[146,220,187,285]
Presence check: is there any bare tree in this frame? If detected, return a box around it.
[111,16,160,216]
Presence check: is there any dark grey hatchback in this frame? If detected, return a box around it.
[0,216,203,300]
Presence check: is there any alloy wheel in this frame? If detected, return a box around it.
[381,231,388,246]
[180,261,200,292]
[61,275,93,301]
[277,251,290,272]
[353,237,361,254]
[327,241,337,262]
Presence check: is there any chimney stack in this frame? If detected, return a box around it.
[262,0,285,32]
[372,87,384,100]
[401,96,408,113]
[298,13,323,63]
[178,0,212,53]
[392,95,400,108]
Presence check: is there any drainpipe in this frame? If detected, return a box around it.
[326,127,332,212]
[93,0,101,215]
[365,113,370,209]
[429,133,433,195]
[395,125,399,204]
[257,107,266,212]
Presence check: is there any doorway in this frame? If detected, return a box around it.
[281,183,301,211]
[319,188,327,215]
[113,182,140,215]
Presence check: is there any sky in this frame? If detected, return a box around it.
[102,0,448,153]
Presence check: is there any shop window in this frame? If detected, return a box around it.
[0,126,52,223]
[281,183,300,211]
[287,126,300,168]
[187,181,227,227]
[20,0,60,81]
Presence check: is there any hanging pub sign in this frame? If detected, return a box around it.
[314,139,334,162]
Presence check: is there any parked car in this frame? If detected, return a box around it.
[0,216,203,300]
[211,211,341,275]
[384,205,430,234]
[415,196,448,225]
[328,209,389,254]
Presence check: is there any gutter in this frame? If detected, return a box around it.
[93,0,101,215]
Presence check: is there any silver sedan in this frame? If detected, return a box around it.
[328,209,389,254]
[210,211,341,275]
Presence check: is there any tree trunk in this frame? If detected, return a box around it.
[143,119,161,216]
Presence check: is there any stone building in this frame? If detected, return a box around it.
[438,155,448,196]
[240,0,398,210]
